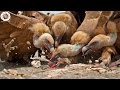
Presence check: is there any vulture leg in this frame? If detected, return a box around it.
[99,46,116,67]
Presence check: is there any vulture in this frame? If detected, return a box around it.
[82,12,120,66]
[21,11,49,23]
[48,11,78,47]
[48,44,83,68]
[71,11,114,45]
[49,11,114,66]
[33,33,55,59]
[70,11,102,53]
[0,11,49,64]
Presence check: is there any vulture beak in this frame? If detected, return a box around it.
[82,46,92,56]
[44,44,54,54]
[48,44,55,53]
[82,41,99,55]
[50,51,59,62]
[55,36,62,47]
[44,38,55,53]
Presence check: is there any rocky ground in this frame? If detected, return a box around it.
[0,59,120,79]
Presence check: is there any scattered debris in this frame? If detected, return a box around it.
[89,67,107,73]
[3,69,25,76]
[31,61,41,68]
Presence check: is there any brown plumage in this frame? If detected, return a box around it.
[3,11,42,29]
[112,14,120,51]
[71,11,114,55]
[99,47,116,66]
[107,12,120,67]
[81,19,118,54]
[48,11,78,47]
[82,15,118,66]
[71,11,101,48]
[0,21,37,63]
[70,11,116,66]
[49,11,114,67]
[71,11,113,46]
[71,31,91,45]
[29,23,51,36]
[22,11,48,23]
[30,22,53,57]
[52,21,68,47]
[0,11,48,63]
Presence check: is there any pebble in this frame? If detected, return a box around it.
[88,60,92,64]
[95,60,99,63]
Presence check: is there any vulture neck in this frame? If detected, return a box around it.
[108,32,117,45]
[33,34,41,48]
[62,44,84,57]
[74,44,84,53]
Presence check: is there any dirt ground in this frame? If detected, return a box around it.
[0,59,120,79]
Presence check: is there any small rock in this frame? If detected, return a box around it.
[8,69,18,75]
[3,69,9,74]
[88,60,92,64]
[99,69,107,73]
[3,69,18,76]
[95,60,99,63]
[90,67,107,73]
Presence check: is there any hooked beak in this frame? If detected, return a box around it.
[50,52,57,61]
[82,46,92,56]
[49,45,55,53]
[44,44,54,53]
[50,50,60,64]
[44,38,55,53]
[47,44,54,52]
[55,36,62,47]
[47,44,55,58]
